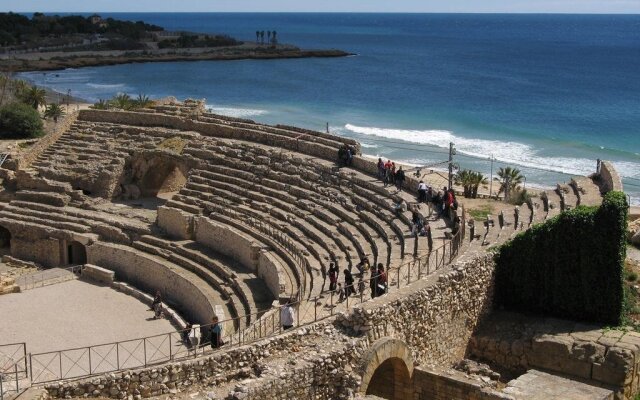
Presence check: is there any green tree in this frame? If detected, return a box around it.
[0,102,44,139]
[18,86,47,109]
[44,103,65,122]
[496,167,524,201]
[455,169,487,199]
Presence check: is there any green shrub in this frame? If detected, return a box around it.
[494,191,628,325]
[0,102,44,139]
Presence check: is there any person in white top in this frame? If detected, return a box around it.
[281,301,295,330]
[418,180,428,203]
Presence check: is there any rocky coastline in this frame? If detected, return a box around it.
[0,45,354,73]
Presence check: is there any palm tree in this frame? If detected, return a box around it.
[19,86,47,110]
[272,30,277,44]
[133,94,154,109]
[469,171,488,198]
[112,93,133,110]
[11,79,28,96]
[91,99,110,110]
[454,169,474,198]
[496,167,524,201]
[256,30,260,44]
[260,30,265,45]
[267,31,272,44]
[44,103,65,123]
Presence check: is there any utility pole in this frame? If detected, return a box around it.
[489,155,495,199]
[326,122,329,134]
[448,142,456,189]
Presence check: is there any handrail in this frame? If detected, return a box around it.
[22,220,465,385]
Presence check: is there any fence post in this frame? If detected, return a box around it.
[1,371,4,400]
[407,262,411,285]
[143,339,147,367]
[88,346,92,375]
[413,235,418,257]
[418,259,422,280]
[314,297,317,322]
[14,363,18,392]
[330,291,334,315]
[397,268,401,289]
[59,351,62,380]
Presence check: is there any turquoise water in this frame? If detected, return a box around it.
[20,13,640,203]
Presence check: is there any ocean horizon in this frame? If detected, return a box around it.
[18,13,640,204]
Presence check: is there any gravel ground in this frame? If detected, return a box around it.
[0,279,174,354]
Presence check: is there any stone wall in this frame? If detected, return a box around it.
[412,367,511,400]
[45,252,497,400]
[469,312,639,399]
[86,242,215,325]
[10,237,61,267]
[598,160,624,194]
[194,217,286,300]
[337,251,496,367]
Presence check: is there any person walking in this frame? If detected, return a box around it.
[395,166,405,191]
[151,290,162,319]
[209,316,223,349]
[369,268,378,299]
[417,180,427,203]
[328,262,338,292]
[376,264,388,297]
[344,269,355,297]
[280,300,295,330]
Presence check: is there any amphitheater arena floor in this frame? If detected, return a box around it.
[0,279,174,354]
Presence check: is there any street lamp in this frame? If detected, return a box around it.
[67,89,71,108]
[523,176,527,191]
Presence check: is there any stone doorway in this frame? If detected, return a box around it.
[67,241,87,265]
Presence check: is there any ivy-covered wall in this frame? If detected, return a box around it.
[494,191,628,325]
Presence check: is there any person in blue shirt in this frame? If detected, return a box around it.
[209,316,223,349]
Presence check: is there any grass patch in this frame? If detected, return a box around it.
[468,204,493,221]
[157,137,187,154]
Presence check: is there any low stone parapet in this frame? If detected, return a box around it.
[81,264,115,284]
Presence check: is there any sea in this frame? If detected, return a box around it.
[18,13,640,204]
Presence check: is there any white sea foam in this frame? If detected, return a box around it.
[206,105,268,118]
[87,83,128,89]
[360,143,379,149]
[344,124,640,180]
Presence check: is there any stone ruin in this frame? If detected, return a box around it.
[0,99,633,400]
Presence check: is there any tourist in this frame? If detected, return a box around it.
[369,268,378,299]
[391,162,397,184]
[395,166,405,191]
[280,300,295,330]
[336,283,346,302]
[376,263,388,297]
[394,198,407,217]
[377,158,385,179]
[358,273,366,295]
[181,323,192,344]
[355,257,370,276]
[328,262,339,292]
[344,269,355,297]
[411,210,423,236]
[151,290,162,319]
[321,262,328,292]
[209,316,223,349]
[417,180,427,203]
[423,222,433,252]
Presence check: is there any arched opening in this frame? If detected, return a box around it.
[139,162,187,199]
[360,338,415,400]
[365,357,412,400]
[67,241,87,265]
[0,226,11,255]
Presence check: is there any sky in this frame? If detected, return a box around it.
[1,0,640,14]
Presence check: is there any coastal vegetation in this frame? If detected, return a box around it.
[91,93,155,111]
[0,102,43,138]
[494,191,628,325]
[455,169,487,198]
[0,12,162,50]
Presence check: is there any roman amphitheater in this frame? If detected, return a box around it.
[0,99,636,400]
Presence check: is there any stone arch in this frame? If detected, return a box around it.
[360,337,414,400]
[67,241,87,265]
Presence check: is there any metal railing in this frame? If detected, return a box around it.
[0,343,27,400]
[15,265,84,291]
[20,220,465,385]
